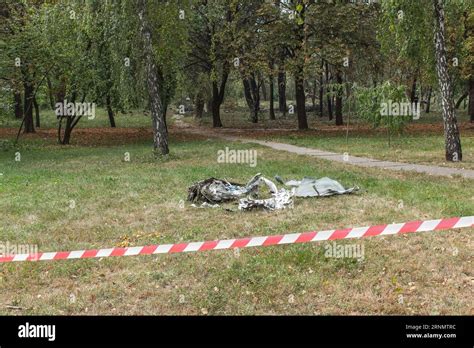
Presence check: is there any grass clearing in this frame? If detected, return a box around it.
[265,131,474,170]
[0,123,472,315]
[195,106,474,170]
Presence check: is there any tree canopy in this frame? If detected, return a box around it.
[0,0,472,160]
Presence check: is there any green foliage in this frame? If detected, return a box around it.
[378,0,474,88]
[0,0,189,116]
[355,81,412,138]
[460,9,474,80]
[0,0,471,149]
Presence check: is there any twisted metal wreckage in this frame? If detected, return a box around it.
[187,173,359,211]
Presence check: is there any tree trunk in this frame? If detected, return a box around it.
[335,70,343,126]
[250,75,260,123]
[433,0,462,161]
[205,99,212,115]
[195,91,204,119]
[212,81,223,128]
[260,77,267,101]
[210,58,229,128]
[33,96,40,128]
[58,92,78,145]
[62,116,73,145]
[469,78,474,122]
[23,81,35,133]
[319,60,324,117]
[425,86,432,113]
[56,77,66,105]
[243,78,253,110]
[242,75,260,123]
[163,102,168,132]
[294,65,308,130]
[56,86,77,145]
[278,64,287,115]
[327,93,333,120]
[46,76,55,110]
[325,61,333,120]
[14,91,23,119]
[455,91,468,109]
[269,73,276,120]
[106,94,116,128]
[138,0,169,155]
[311,78,316,113]
[410,73,418,104]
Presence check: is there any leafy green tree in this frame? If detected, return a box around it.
[379,0,465,161]
[355,81,412,145]
[187,0,236,127]
[124,0,189,153]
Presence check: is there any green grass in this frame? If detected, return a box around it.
[265,132,474,170]
[195,105,474,170]
[0,125,472,315]
[0,107,153,129]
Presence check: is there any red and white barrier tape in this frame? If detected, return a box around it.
[0,216,472,263]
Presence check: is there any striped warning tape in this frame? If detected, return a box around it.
[0,216,472,263]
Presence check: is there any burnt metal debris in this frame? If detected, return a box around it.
[187,173,358,211]
[187,174,266,204]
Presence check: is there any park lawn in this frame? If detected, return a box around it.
[0,107,153,130]
[0,125,472,315]
[196,107,474,170]
[5,105,473,170]
[264,132,474,170]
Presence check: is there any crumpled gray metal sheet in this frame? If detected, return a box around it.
[283,177,359,197]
